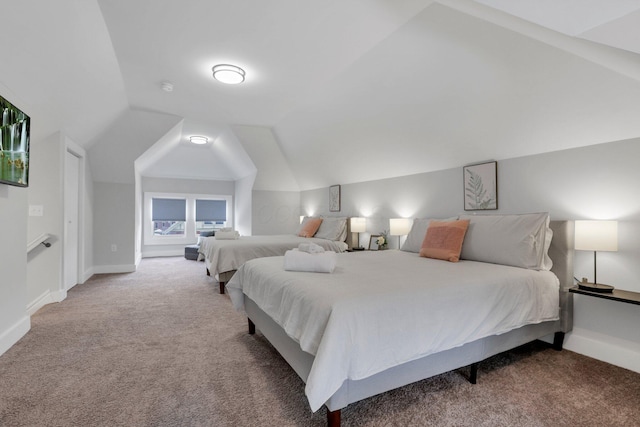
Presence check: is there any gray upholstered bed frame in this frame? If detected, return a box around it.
[241,221,574,426]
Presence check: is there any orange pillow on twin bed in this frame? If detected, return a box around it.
[419,219,470,262]
[298,218,323,238]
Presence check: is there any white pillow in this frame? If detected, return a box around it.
[459,213,552,270]
[315,217,347,241]
[401,217,458,253]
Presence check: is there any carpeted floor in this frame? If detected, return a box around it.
[1,256,639,426]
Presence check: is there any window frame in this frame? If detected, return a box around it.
[144,192,232,246]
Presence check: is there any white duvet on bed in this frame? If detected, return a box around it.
[227,250,559,412]
[198,234,348,280]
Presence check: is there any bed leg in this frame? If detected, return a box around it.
[219,282,225,294]
[327,408,341,427]
[469,363,478,384]
[553,332,565,351]
[248,318,255,335]
[206,268,210,276]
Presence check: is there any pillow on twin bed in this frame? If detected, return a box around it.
[401,217,459,253]
[298,217,323,238]
[197,230,215,246]
[419,219,470,262]
[314,217,347,241]
[458,212,552,270]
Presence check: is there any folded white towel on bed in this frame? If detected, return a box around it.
[298,242,325,254]
[284,249,337,273]
[216,230,240,240]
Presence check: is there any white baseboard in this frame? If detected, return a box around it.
[26,287,69,316]
[81,266,94,284]
[565,327,640,374]
[0,315,30,357]
[93,264,137,274]
[26,291,55,316]
[142,249,183,258]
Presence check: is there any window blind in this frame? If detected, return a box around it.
[196,199,226,221]
[152,198,186,221]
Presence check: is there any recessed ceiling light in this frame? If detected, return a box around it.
[212,64,245,84]
[190,136,208,145]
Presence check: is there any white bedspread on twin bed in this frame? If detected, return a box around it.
[198,234,348,280]
[226,250,560,412]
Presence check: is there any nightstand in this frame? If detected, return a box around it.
[569,286,640,306]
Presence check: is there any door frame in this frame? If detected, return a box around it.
[62,139,86,295]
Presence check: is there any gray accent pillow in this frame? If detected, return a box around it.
[315,217,347,241]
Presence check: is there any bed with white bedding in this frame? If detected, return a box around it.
[226,217,574,426]
[199,217,351,293]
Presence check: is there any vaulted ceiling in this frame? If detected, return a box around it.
[3,0,640,191]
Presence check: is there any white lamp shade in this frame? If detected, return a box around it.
[390,218,412,236]
[350,217,366,233]
[575,220,618,252]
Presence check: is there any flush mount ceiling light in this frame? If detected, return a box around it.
[212,64,245,84]
[161,81,174,92]
[189,136,208,145]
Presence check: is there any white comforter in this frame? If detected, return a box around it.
[198,234,348,280]
[227,250,559,412]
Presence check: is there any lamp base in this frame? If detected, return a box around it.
[577,282,615,293]
[351,246,365,251]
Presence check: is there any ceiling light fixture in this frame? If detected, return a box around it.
[212,64,245,84]
[161,81,174,92]
[190,136,208,145]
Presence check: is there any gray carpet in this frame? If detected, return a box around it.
[1,257,639,426]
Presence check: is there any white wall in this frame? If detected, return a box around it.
[26,132,63,312]
[93,182,136,273]
[25,133,93,313]
[235,173,256,236]
[301,137,640,373]
[0,184,29,356]
[252,190,301,235]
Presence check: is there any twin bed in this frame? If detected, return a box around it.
[225,215,574,426]
[198,217,351,293]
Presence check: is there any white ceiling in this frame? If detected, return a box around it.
[3,1,640,190]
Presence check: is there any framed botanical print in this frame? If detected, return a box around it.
[464,161,497,210]
[329,185,341,212]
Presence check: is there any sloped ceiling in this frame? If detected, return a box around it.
[4,1,640,191]
[0,0,127,144]
[95,0,640,190]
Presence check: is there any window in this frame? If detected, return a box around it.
[144,192,232,245]
[152,198,186,236]
[195,199,227,234]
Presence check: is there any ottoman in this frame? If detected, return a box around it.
[184,244,199,260]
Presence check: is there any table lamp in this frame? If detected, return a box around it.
[390,218,412,249]
[574,220,618,293]
[350,217,366,250]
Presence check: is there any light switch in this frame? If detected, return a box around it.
[29,205,44,216]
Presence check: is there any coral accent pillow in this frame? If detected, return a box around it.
[419,219,470,262]
[298,218,323,238]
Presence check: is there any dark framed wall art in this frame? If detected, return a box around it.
[329,185,341,212]
[463,161,497,210]
[0,94,30,187]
